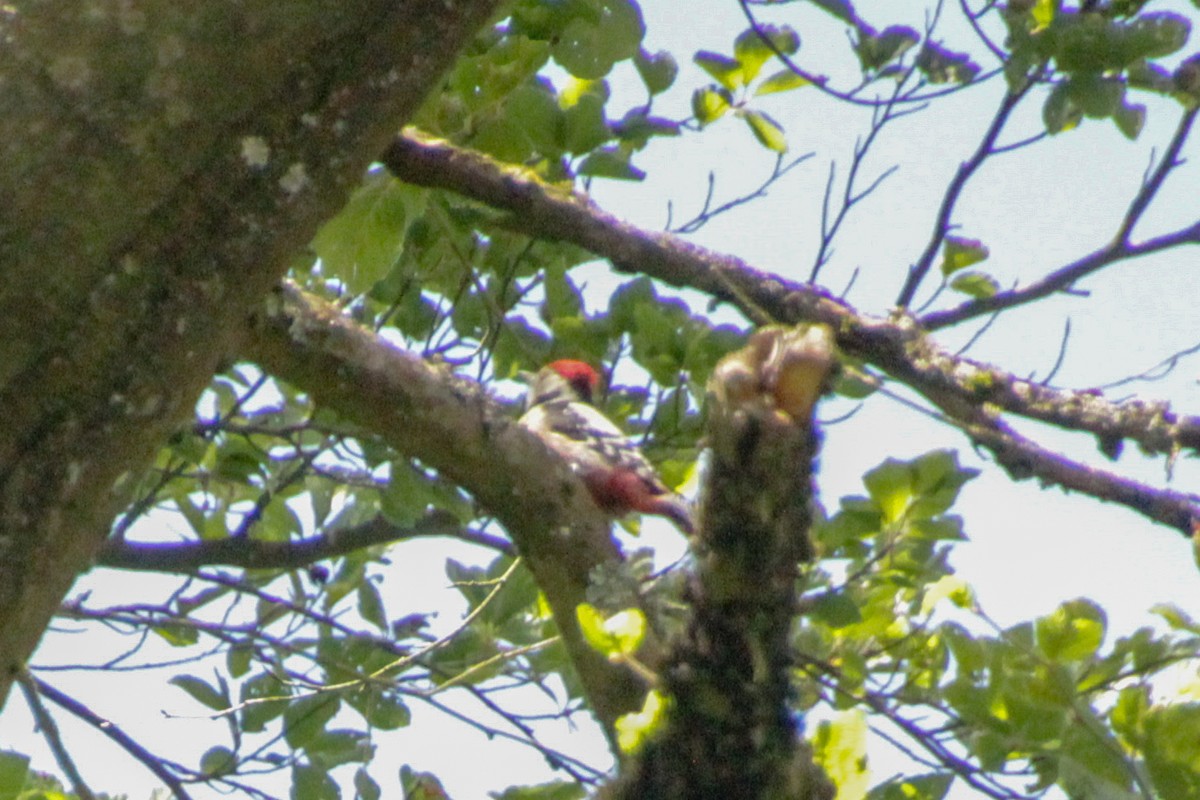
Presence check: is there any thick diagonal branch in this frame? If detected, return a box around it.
[245,283,658,738]
[381,132,1200,536]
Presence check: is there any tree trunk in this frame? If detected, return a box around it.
[0,0,500,708]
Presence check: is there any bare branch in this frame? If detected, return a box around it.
[29,675,198,800]
[897,80,1034,308]
[922,107,1200,329]
[382,131,1200,535]
[98,511,513,572]
[922,218,1200,329]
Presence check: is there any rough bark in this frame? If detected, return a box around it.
[0,0,501,708]
[245,284,662,735]
[609,326,838,800]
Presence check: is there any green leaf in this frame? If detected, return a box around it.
[1113,101,1146,139]
[358,691,411,731]
[921,575,974,615]
[1058,715,1140,798]
[562,92,609,155]
[292,762,339,800]
[153,620,201,646]
[0,751,31,798]
[284,693,340,751]
[814,709,870,800]
[503,83,565,157]
[755,68,810,96]
[611,108,681,147]
[634,48,678,95]
[809,0,859,25]
[311,172,423,295]
[868,773,953,800]
[577,148,646,181]
[358,580,388,632]
[694,50,744,90]
[227,641,253,679]
[1044,81,1082,134]
[863,460,913,524]
[354,768,382,800]
[734,25,800,83]
[1152,602,1200,634]
[170,674,230,712]
[855,25,920,73]
[915,41,980,84]
[1143,703,1200,798]
[1068,74,1124,119]
[491,780,587,800]
[240,672,289,733]
[576,604,646,658]
[742,109,788,152]
[812,592,862,629]
[199,746,236,778]
[615,689,667,753]
[307,729,374,770]
[553,0,645,80]
[1036,598,1106,661]
[940,236,989,276]
[691,86,732,125]
[949,271,1000,299]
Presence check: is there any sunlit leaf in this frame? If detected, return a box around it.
[734,25,800,83]
[1036,598,1106,661]
[742,109,788,152]
[939,236,989,276]
[691,86,733,125]
[949,271,999,299]
[0,751,31,797]
[576,603,646,658]
[616,689,668,753]
[755,68,810,96]
[814,709,870,800]
[694,50,744,90]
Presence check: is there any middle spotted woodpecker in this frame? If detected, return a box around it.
[518,359,695,534]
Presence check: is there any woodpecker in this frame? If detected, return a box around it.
[518,359,695,534]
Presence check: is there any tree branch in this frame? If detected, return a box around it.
[0,0,501,708]
[897,80,1033,308]
[921,106,1200,328]
[98,511,513,572]
[381,131,1200,535]
[244,282,659,741]
[611,326,838,799]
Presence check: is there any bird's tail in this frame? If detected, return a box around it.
[649,494,696,535]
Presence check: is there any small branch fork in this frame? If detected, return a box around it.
[923,106,1200,328]
[382,130,1200,537]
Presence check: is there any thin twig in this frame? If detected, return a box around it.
[31,675,198,800]
[16,669,99,800]
[897,78,1034,308]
